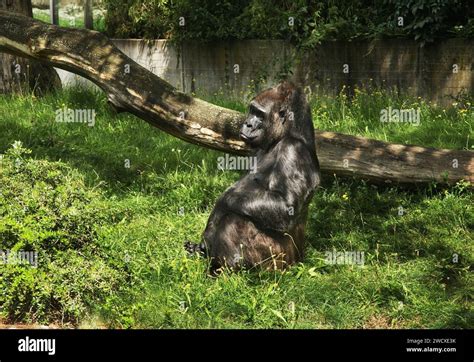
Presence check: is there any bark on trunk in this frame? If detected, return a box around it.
[0,11,472,184]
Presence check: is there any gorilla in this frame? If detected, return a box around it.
[185,81,320,273]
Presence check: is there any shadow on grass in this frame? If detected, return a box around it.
[0,113,227,193]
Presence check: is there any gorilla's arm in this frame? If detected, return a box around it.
[220,140,318,232]
[223,189,290,231]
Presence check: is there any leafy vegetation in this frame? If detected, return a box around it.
[100,0,474,46]
[0,87,472,328]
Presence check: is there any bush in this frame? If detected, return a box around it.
[0,142,125,324]
[102,0,474,46]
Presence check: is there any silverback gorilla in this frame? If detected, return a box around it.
[185,81,320,273]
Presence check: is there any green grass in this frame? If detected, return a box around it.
[309,87,472,150]
[0,87,472,329]
[33,8,106,32]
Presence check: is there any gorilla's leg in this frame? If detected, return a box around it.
[205,213,300,273]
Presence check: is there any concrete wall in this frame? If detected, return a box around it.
[296,39,473,105]
[56,38,473,105]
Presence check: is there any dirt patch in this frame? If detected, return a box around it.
[0,322,61,329]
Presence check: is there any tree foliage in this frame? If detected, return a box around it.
[103,0,474,46]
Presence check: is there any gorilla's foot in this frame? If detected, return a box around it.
[184,240,207,257]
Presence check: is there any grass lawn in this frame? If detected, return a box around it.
[33,7,106,32]
[0,87,472,328]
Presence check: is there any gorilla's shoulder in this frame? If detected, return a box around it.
[277,137,313,157]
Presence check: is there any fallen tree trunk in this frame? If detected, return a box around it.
[0,11,472,184]
[315,132,473,184]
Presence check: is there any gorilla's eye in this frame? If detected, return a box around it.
[279,110,286,119]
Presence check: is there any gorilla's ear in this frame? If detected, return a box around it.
[278,108,287,122]
[278,108,296,124]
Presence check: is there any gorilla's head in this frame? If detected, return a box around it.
[240,81,313,151]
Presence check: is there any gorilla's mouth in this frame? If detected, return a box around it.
[240,133,256,142]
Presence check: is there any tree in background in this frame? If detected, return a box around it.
[102,0,474,46]
[0,0,61,94]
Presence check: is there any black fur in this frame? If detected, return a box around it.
[186,82,320,274]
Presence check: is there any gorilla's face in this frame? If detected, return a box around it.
[241,98,290,148]
[240,100,267,147]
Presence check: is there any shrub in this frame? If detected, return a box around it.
[0,142,125,324]
[102,0,474,46]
